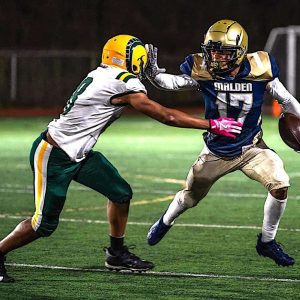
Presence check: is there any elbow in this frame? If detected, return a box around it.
[162,114,177,126]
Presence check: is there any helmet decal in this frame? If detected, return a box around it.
[125,38,144,73]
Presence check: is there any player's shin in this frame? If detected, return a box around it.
[0,218,40,254]
[107,200,129,237]
[261,192,287,242]
[163,191,189,225]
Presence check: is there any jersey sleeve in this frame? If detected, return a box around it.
[180,54,194,76]
[113,72,147,97]
[125,77,147,95]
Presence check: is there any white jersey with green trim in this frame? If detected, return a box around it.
[48,64,147,162]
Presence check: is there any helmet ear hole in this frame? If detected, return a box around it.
[132,65,138,72]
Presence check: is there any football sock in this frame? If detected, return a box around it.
[163,191,187,225]
[110,235,124,253]
[261,192,287,243]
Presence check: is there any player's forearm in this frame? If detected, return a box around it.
[129,97,208,129]
[162,111,243,140]
[149,73,199,91]
[267,78,300,117]
[162,108,209,129]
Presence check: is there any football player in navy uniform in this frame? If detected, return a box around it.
[0,34,242,283]
[146,20,300,266]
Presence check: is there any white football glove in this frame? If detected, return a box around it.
[145,44,166,79]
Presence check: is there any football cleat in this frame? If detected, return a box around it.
[147,215,173,246]
[104,246,154,272]
[256,233,295,267]
[0,252,15,283]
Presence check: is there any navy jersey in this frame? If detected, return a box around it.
[180,51,279,157]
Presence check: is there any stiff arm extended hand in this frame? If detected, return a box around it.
[145,44,166,79]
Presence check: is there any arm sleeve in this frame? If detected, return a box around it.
[149,73,199,91]
[148,54,199,91]
[267,78,300,117]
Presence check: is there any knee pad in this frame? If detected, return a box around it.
[260,150,290,191]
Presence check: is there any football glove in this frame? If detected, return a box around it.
[145,44,166,79]
[209,117,243,138]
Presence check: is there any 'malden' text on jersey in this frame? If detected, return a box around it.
[214,82,252,92]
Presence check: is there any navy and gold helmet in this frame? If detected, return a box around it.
[102,34,148,79]
[201,20,248,76]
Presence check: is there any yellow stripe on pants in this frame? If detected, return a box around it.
[32,141,49,229]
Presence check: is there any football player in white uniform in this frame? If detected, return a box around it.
[146,20,300,266]
[0,34,243,282]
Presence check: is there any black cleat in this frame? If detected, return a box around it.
[147,214,173,246]
[0,252,15,283]
[256,233,295,267]
[104,246,154,272]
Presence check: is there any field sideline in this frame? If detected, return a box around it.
[0,116,299,299]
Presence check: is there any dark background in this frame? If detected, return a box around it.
[0,0,299,109]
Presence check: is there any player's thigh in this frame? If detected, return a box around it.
[30,135,79,236]
[74,150,132,203]
[241,148,290,191]
[186,148,239,198]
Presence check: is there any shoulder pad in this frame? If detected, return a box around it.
[191,53,213,81]
[245,51,279,80]
[180,53,212,81]
[116,71,136,83]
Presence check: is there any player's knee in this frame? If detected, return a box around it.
[34,217,59,237]
[264,150,290,194]
[270,187,288,200]
[178,191,200,208]
[266,174,289,199]
[110,182,133,204]
[183,198,197,208]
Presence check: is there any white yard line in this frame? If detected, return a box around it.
[6,263,300,283]
[1,214,300,232]
[1,183,300,201]
[1,186,300,202]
